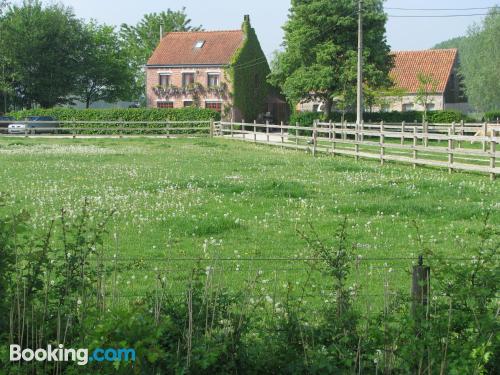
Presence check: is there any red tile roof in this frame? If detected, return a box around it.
[390,49,458,94]
[147,30,245,66]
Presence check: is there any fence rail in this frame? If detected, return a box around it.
[218,120,500,180]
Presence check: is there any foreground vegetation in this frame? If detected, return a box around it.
[0,137,498,373]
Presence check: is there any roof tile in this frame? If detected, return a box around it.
[390,49,458,94]
[147,30,245,66]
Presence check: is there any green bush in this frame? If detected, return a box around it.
[291,110,473,125]
[485,110,500,122]
[7,108,220,135]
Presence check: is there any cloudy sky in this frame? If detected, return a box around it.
[15,0,499,58]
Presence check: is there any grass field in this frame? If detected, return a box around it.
[0,137,498,305]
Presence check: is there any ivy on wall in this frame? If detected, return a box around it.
[229,17,271,122]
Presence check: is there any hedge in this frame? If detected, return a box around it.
[290,110,474,126]
[485,110,500,122]
[7,108,221,135]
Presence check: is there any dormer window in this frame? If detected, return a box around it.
[195,40,205,49]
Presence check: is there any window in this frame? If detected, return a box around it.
[157,102,173,109]
[159,74,170,87]
[195,40,205,49]
[207,73,220,88]
[312,104,319,113]
[182,73,195,87]
[205,102,222,112]
[426,103,436,111]
[402,103,414,112]
[183,101,194,107]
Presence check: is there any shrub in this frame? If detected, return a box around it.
[7,108,221,135]
[485,110,500,122]
[291,110,473,125]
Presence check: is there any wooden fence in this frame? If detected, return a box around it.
[218,120,500,180]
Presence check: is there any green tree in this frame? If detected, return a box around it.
[120,9,202,100]
[75,22,136,108]
[269,0,392,116]
[415,72,438,123]
[460,8,500,112]
[0,0,84,108]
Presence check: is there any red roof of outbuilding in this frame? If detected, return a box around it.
[147,30,245,66]
[390,49,458,94]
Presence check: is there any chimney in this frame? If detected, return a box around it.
[160,23,164,41]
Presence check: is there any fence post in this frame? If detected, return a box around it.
[266,121,270,144]
[242,119,245,140]
[295,122,299,149]
[360,121,364,142]
[328,120,332,142]
[72,117,76,139]
[482,122,488,152]
[209,119,214,138]
[412,255,430,372]
[423,121,428,147]
[342,121,346,141]
[401,121,406,145]
[380,121,385,165]
[458,120,464,149]
[354,122,359,161]
[312,120,318,157]
[448,127,454,174]
[253,120,257,143]
[413,126,418,169]
[280,121,284,146]
[230,120,234,138]
[491,130,497,181]
[331,121,336,155]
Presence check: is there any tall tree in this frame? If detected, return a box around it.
[460,8,500,112]
[120,9,202,100]
[269,0,392,116]
[0,0,83,108]
[75,22,135,108]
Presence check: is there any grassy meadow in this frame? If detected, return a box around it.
[0,136,498,305]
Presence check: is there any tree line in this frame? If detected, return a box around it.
[433,7,499,112]
[0,0,200,111]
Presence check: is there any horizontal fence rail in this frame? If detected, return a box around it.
[218,120,500,180]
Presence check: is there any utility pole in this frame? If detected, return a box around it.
[356,0,364,125]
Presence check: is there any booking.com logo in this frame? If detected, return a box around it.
[10,344,136,366]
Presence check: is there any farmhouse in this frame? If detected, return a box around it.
[297,48,470,114]
[146,15,288,123]
[382,49,469,113]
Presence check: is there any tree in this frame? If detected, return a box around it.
[0,0,83,108]
[415,72,438,123]
[460,8,500,112]
[433,8,500,112]
[75,22,135,108]
[120,9,202,100]
[268,0,392,116]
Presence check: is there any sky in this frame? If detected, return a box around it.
[21,0,500,58]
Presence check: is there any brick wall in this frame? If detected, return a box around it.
[146,67,233,112]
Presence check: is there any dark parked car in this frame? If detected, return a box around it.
[8,116,59,134]
[0,116,15,134]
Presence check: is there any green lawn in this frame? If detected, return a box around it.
[0,137,498,305]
